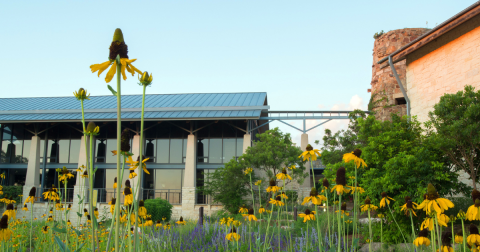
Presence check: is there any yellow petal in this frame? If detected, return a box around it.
[120,58,127,81]
[105,61,117,83]
[90,61,111,76]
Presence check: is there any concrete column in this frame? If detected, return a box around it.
[299,133,311,199]
[182,133,197,219]
[130,134,141,198]
[72,136,90,226]
[22,136,41,205]
[242,133,251,154]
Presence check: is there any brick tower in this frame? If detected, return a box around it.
[370,28,429,121]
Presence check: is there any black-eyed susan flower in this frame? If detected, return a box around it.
[276,168,292,181]
[43,186,59,201]
[155,220,162,228]
[113,177,117,189]
[22,204,28,211]
[94,208,99,219]
[90,28,142,83]
[139,200,147,218]
[400,197,418,216]
[41,225,49,234]
[225,226,240,241]
[162,217,167,221]
[468,224,480,246]
[128,155,150,174]
[244,168,253,175]
[350,183,365,194]
[343,148,367,168]
[302,188,327,205]
[266,179,280,193]
[87,215,91,225]
[239,205,248,214]
[360,197,378,212]
[124,182,133,206]
[67,220,71,226]
[258,206,265,214]
[438,213,450,227]
[243,208,257,222]
[164,223,171,230]
[287,164,296,170]
[254,180,262,186]
[336,202,350,217]
[220,218,227,225]
[455,230,463,244]
[24,187,36,205]
[269,196,285,206]
[76,165,84,173]
[58,166,74,183]
[417,183,454,216]
[85,122,99,135]
[176,217,186,225]
[440,231,454,252]
[129,170,137,179]
[298,209,316,222]
[143,217,153,227]
[458,209,466,219]
[379,192,395,208]
[84,208,88,216]
[413,228,430,247]
[138,71,153,86]
[47,216,53,222]
[421,215,434,231]
[81,170,88,179]
[331,167,350,195]
[3,204,15,220]
[74,88,90,101]
[322,178,330,191]
[67,204,71,211]
[280,192,289,199]
[467,196,480,221]
[108,198,116,215]
[298,144,321,161]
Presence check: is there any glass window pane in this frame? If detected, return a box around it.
[96,139,107,163]
[69,140,81,164]
[106,139,117,163]
[197,139,208,163]
[236,138,243,156]
[47,140,58,163]
[39,139,45,163]
[22,139,31,163]
[58,140,70,163]
[12,139,23,163]
[169,139,182,163]
[156,139,169,163]
[145,139,155,162]
[1,125,12,163]
[155,169,183,189]
[223,139,236,163]
[209,139,222,163]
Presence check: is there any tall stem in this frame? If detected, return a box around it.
[337,194,342,252]
[64,181,68,250]
[88,134,95,251]
[30,202,33,251]
[409,212,415,243]
[309,159,322,250]
[461,219,466,252]
[387,203,407,244]
[249,174,255,213]
[368,210,372,252]
[114,55,122,251]
[434,214,441,251]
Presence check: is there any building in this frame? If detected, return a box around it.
[378,2,480,187]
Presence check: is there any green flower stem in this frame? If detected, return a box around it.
[451,220,454,252]
[306,220,309,250]
[434,214,441,251]
[431,226,436,252]
[88,133,96,252]
[105,155,125,252]
[337,193,342,252]
[30,201,33,251]
[309,159,322,250]
[409,211,415,243]
[461,218,466,252]
[64,180,68,250]
[380,215,383,250]
[353,167,358,246]
[263,195,276,251]
[114,55,122,251]
[387,203,407,244]
[325,189,331,247]
[368,209,372,252]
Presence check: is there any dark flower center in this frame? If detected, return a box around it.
[305,209,311,215]
[406,200,413,209]
[310,188,318,197]
[109,41,129,60]
[269,180,276,187]
[381,192,387,198]
[111,198,116,204]
[404,196,411,203]
[179,217,184,222]
[470,224,479,235]
[6,204,13,210]
[124,187,132,196]
[473,189,480,202]
[43,226,48,232]
[364,197,371,205]
[441,231,452,246]
[29,187,36,197]
[306,144,313,151]
[275,196,281,201]
[248,208,254,215]
[84,209,87,213]
[120,129,130,152]
[139,200,144,207]
[282,169,287,175]
[418,228,429,238]
[475,199,480,207]
[353,149,362,157]
[230,227,237,233]
[336,167,346,186]
[114,177,117,183]
[24,204,27,208]
[87,215,91,220]
[83,171,88,176]
[322,178,330,188]
[125,180,131,188]
[341,202,347,211]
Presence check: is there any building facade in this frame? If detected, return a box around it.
[0,92,272,222]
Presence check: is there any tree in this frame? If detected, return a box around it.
[427,85,480,189]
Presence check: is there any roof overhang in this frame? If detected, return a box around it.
[378,1,480,64]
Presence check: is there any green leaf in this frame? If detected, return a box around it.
[94,167,98,174]
[54,235,67,252]
[73,228,82,237]
[93,213,98,229]
[77,212,82,217]
[52,226,67,234]
[107,85,117,96]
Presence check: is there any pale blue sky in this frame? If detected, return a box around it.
[0,0,474,145]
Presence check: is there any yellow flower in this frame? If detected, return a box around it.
[76,165,84,173]
[128,156,150,174]
[331,167,350,195]
[85,122,100,135]
[155,220,162,228]
[58,167,74,183]
[22,205,28,211]
[47,216,53,222]
[455,232,463,244]
[108,198,116,215]
[163,223,171,230]
[417,184,454,216]
[379,192,395,208]
[139,200,147,218]
[0,174,5,179]
[467,193,480,221]
[73,88,90,101]
[24,187,36,205]
[302,188,327,205]
[360,197,378,212]
[138,71,153,86]
[129,170,137,179]
[258,206,265,214]
[176,217,186,225]
[94,208,99,219]
[468,224,480,246]
[298,144,321,161]
[142,217,153,227]
[41,226,49,234]
[266,179,280,193]
[254,180,262,186]
[239,205,248,214]
[343,149,367,168]
[378,214,385,218]
[244,168,253,175]
[350,185,365,194]
[81,170,88,179]
[458,210,466,219]
[400,197,418,216]
[269,196,284,206]
[225,227,240,241]
[413,229,430,247]
[242,209,257,222]
[90,29,142,83]
[280,192,289,199]
[220,218,227,225]
[421,216,434,231]
[298,209,316,222]
[287,165,296,170]
[276,169,292,181]
[113,177,117,189]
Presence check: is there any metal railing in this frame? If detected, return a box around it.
[196,191,213,205]
[142,189,182,205]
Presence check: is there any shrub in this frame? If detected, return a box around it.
[144,198,173,222]
[0,186,23,206]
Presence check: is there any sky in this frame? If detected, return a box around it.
[0,0,475,146]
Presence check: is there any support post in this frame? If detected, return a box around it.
[130,134,141,199]
[182,133,197,219]
[198,206,204,226]
[22,136,41,206]
[242,133,251,154]
[299,134,311,199]
[72,135,90,226]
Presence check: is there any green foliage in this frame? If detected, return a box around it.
[144,198,173,222]
[373,30,385,39]
[0,186,23,205]
[427,85,480,189]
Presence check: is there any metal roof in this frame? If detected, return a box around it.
[0,92,268,122]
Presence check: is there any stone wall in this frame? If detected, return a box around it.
[370,28,429,121]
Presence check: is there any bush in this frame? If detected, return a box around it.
[0,186,23,206]
[144,198,173,222]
